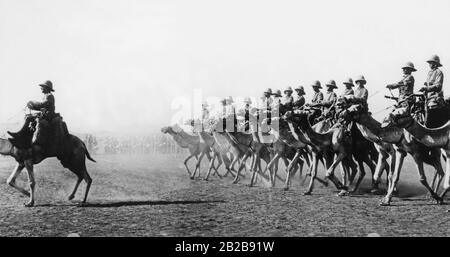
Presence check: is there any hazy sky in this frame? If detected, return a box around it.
[0,0,449,134]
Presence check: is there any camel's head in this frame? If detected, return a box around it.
[161,126,170,134]
[381,107,411,128]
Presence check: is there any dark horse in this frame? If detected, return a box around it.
[0,114,96,207]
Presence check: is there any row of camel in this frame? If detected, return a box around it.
[162,100,450,206]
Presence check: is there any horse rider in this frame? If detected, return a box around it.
[342,78,355,96]
[386,62,416,108]
[419,54,446,128]
[293,85,306,110]
[8,80,56,149]
[305,80,323,124]
[319,80,338,120]
[282,86,294,111]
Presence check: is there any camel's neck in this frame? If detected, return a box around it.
[358,114,403,144]
[300,118,331,146]
[0,139,14,156]
[402,118,449,148]
[167,130,190,148]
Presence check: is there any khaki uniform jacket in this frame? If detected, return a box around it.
[342,88,354,96]
[354,87,369,105]
[426,68,444,109]
[311,91,324,105]
[293,95,305,109]
[391,74,414,102]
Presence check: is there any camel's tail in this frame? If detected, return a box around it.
[86,150,96,163]
[81,141,96,162]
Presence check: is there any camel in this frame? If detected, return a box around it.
[0,133,95,207]
[261,116,310,189]
[340,104,445,205]
[285,110,353,195]
[382,107,450,203]
[161,125,216,178]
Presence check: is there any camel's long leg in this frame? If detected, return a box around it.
[284,151,301,190]
[381,151,405,205]
[410,154,442,204]
[439,150,450,200]
[6,163,29,197]
[24,162,35,207]
[68,176,83,201]
[183,154,195,176]
[373,150,389,188]
[204,152,219,180]
[304,153,319,195]
[233,152,250,184]
[325,153,348,194]
[430,149,445,193]
[191,151,206,179]
[81,169,92,205]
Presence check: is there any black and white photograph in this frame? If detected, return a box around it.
[0,0,449,244]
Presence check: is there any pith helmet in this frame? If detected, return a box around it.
[311,80,322,89]
[264,88,273,94]
[38,80,54,92]
[284,86,293,93]
[272,89,282,97]
[325,80,337,89]
[426,55,442,67]
[402,62,417,72]
[226,96,234,103]
[343,78,354,87]
[354,75,367,84]
[295,85,305,94]
[244,97,252,104]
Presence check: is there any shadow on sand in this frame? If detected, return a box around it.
[82,199,226,208]
[34,199,225,208]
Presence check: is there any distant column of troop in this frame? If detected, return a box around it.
[199,54,445,131]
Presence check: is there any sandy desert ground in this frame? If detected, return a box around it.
[0,153,449,237]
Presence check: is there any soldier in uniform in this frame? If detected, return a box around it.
[342,78,355,96]
[419,55,446,128]
[386,62,416,108]
[353,75,369,108]
[319,80,338,119]
[8,80,56,149]
[282,86,294,110]
[306,80,323,124]
[260,88,273,127]
[293,86,306,110]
